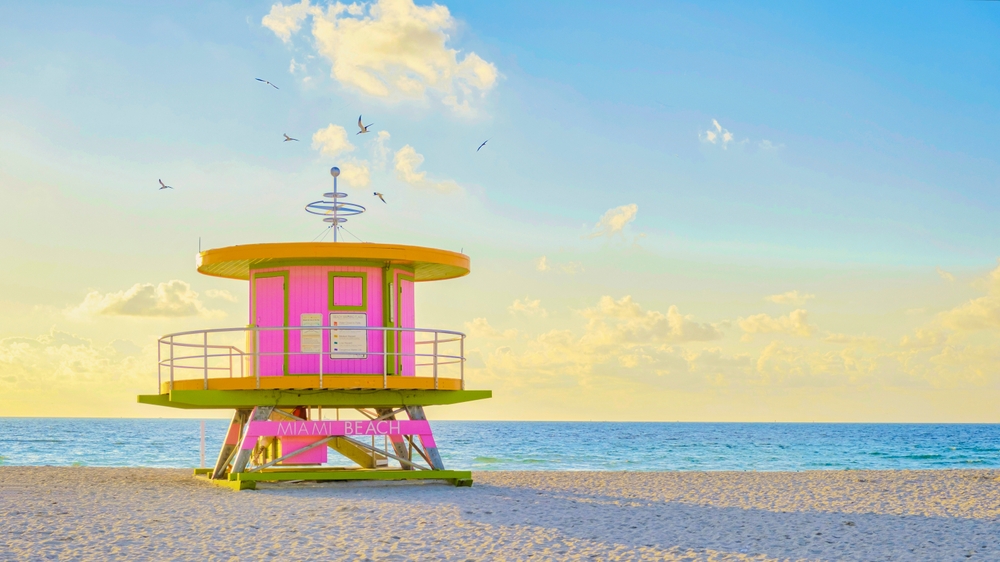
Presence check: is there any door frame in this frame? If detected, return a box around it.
[252,270,290,376]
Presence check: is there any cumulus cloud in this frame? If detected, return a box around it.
[70,280,224,319]
[508,297,547,318]
[936,266,956,282]
[940,260,1000,331]
[536,256,583,274]
[262,0,499,113]
[738,309,815,339]
[700,119,734,148]
[765,290,816,305]
[581,296,722,346]
[464,318,517,340]
[261,0,321,42]
[394,145,460,193]
[312,124,355,157]
[338,160,371,187]
[0,330,146,390]
[372,130,392,169]
[899,329,945,349]
[589,204,637,238]
[204,289,238,303]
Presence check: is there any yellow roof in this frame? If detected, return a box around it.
[196,242,469,281]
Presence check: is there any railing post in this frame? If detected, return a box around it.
[382,327,387,389]
[319,327,324,390]
[433,330,439,390]
[254,327,260,390]
[169,335,175,392]
[203,331,209,390]
[460,334,465,390]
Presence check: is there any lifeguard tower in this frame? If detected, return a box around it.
[138,167,490,490]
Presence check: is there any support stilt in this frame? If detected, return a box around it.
[211,409,250,479]
[229,406,274,474]
[405,405,445,470]
[377,407,413,470]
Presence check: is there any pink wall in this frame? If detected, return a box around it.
[251,265,385,375]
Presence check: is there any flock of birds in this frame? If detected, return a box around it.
[157,78,492,205]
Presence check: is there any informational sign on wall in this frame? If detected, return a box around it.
[300,313,323,353]
[329,312,367,359]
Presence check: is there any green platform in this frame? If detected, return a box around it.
[139,389,491,409]
[193,468,472,490]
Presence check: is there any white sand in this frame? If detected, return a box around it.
[2,468,999,561]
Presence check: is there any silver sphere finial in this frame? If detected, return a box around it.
[330,166,341,177]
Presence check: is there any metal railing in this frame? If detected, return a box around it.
[156,326,466,392]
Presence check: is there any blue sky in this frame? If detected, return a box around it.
[2,1,999,420]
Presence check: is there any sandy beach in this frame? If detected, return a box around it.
[2,468,999,561]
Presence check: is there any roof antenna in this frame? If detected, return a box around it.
[198,237,201,253]
[305,166,366,243]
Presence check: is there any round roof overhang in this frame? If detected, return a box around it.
[196,242,470,281]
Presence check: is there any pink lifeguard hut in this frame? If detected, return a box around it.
[139,167,490,489]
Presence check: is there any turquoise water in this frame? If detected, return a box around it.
[0,419,998,471]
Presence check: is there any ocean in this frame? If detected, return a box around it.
[1,418,998,471]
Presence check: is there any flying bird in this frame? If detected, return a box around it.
[283,134,299,142]
[374,192,386,203]
[255,78,279,89]
[357,115,373,135]
[477,139,490,152]
[158,179,173,190]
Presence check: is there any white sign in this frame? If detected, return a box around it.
[329,312,367,359]
[300,313,323,353]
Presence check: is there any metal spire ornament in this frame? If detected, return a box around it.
[305,166,366,242]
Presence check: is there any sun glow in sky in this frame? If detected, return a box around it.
[1,0,999,421]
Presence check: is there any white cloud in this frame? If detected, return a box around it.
[312,124,355,157]
[765,290,816,305]
[536,256,583,274]
[69,280,224,319]
[338,160,371,187]
[372,130,392,170]
[464,318,517,340]
[0,330,147,389]
[589,204,638,238]
[940,260,1000,331]
[738,309,815,339]
[560,262,584,274]
[289,58,307,74]
[899,329,945,349]
[700,119,734,148]
[508,297,548,318]
[936,266,956,282]
[394,145,460,193]
[204,289,238,303]
[262,0,499,113]
[261,0,320,42]
[581,296,722,345]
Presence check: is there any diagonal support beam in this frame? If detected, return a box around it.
[377,408,413,470]
[229,406,274,474]
[211,409,250,480]
[405,406,445,470]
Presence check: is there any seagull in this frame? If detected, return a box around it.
[255,78,279,89]
[158,179,173,190]
[357,115,373,135]
[477,139,490,152]
[283,134,299,142]
[373,192,386,203]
